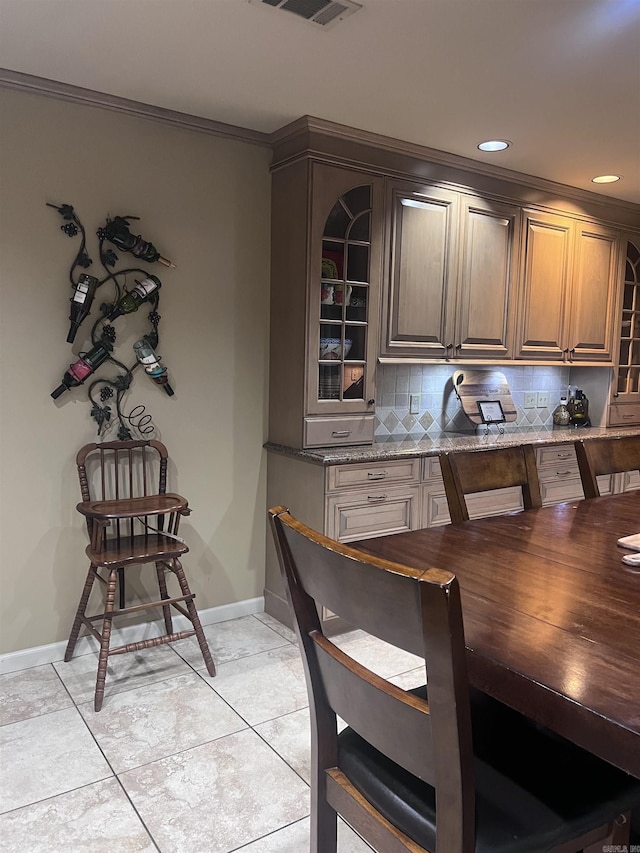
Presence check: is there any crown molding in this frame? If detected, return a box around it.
[0,68,271,147]
[271,115,640,216]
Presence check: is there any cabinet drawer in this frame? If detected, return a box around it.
[540,476,584,506]
[608,404,640,426]
[536,444,578,472]
[421,456,442,482]
[304,415,374,448]
[327,459,419,492]
[325,486,420,543]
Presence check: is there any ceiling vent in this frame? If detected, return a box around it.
[249,0,362,29]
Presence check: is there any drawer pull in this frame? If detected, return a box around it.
[556,470,572,477]
[331,430,351,438]
[367,494,388,502]
[367,471,388,480]
[556,453,571,459]
[621,414,634,420]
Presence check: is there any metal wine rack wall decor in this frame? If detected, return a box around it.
[48,203,176,439]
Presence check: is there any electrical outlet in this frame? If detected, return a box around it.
[524,392,537,409]
[410,393,420,414]
[537,391,549,408]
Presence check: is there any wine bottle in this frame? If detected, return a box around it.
[108,276,161,320]
[133,337,174,396]
[51,341,111,399]
[67,274,98,343]
[104,217,176,268]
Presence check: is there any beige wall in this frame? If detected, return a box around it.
[0,87,271,655]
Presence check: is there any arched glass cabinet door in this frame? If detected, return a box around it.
[614,238,640,403]
[313,183,377,410]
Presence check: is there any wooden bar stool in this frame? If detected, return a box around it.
[575,435,640,498]
[439,444,542,523]
[65,439,215,711]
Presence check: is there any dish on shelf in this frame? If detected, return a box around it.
[319,337,352,360]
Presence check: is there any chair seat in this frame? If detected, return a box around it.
[86,533,189,567]
[339,687,640,853]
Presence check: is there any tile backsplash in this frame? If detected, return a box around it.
[374,364,572,437]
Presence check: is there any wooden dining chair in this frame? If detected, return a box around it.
[575,435,640,498]
[65,439,215,711]
[439,444,542,523]
[269,505,640,853]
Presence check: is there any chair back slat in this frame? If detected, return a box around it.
[575,436,640,498]
[76,440,170,543]
[269,506,475,848]
[439,444,542,523]
[312,633,434,783]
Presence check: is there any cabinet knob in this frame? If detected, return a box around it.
[367,399,375,406]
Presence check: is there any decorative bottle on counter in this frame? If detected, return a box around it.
[67,274,98,343]
[568,389,590,427]
[51,341,111,399]
[104,217,176,268]
[552,396,571,426]
[108,276,161,320]
[133,337,174,396]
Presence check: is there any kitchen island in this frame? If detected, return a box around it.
[264,425,640,628]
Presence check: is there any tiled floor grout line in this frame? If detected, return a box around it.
[112,774,162,853]
[228,815,311,852]
[1,617,400,851]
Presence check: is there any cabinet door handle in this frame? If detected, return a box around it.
[367,494,388,502]
[367,471,388,479]
[331,430,351,437]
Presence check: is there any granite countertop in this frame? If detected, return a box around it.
[265,424,640,466]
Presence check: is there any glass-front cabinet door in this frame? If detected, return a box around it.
[610,237,640,425]
[306,164,383,416]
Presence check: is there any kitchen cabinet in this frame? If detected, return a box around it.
[381,180,520,360]
[609,236,640,426]
[515,211,621,363]
[269,159,384,449]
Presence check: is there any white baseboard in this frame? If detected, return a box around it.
[0,597,264,675]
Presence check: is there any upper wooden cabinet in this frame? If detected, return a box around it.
[456,196,521,360]
[381,179,521,360]
[515,211,621,362]
[269,159,384,448]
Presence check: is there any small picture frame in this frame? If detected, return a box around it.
[477,399,506,424]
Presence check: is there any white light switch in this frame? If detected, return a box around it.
[410,394,420,414]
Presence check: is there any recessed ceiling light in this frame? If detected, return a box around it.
[477,140,510,152]
[592,175,621,184]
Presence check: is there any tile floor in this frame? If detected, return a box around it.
[0,613,425,852]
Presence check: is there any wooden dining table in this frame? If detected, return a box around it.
[355,490,640,779]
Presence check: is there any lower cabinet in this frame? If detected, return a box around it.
[536,444,586,504]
